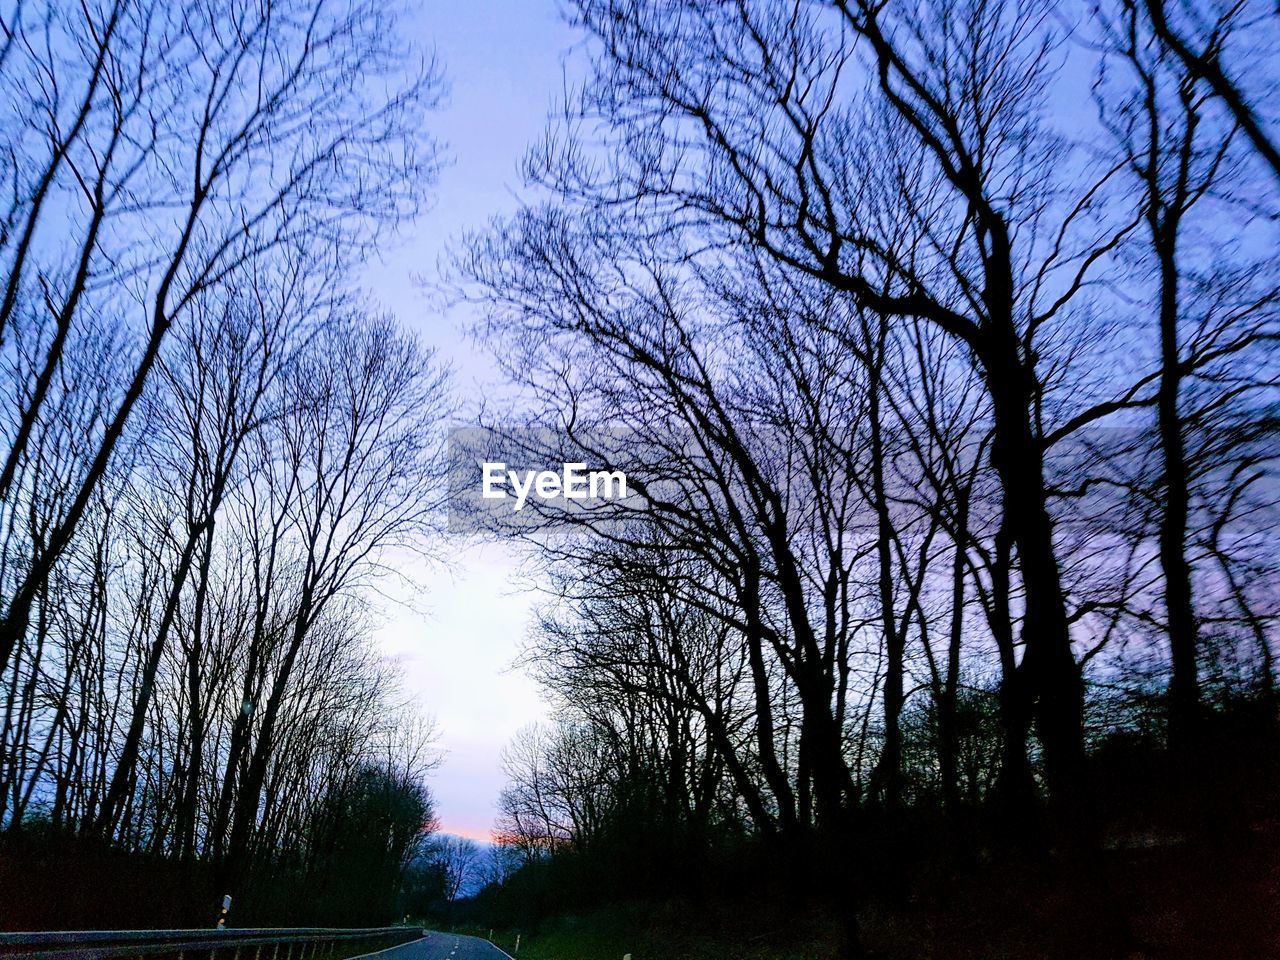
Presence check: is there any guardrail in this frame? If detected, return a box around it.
[0,926,423,960]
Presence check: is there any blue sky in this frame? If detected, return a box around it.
[363,1,580,841]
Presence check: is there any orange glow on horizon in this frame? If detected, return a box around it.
[438,823,496,844]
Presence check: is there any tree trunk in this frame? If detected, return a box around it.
[868,334,903,813]
[981,329,1086,803]
[1152,187,1201,750]
[938,531,966,814]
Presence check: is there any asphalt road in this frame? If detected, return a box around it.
[359,932,513,960]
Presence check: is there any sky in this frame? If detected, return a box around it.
[362,1,581,842]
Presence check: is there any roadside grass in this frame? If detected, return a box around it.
[466,901,842,960]
[450,823,1280,960]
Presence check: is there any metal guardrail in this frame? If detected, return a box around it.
[0,926,424,960]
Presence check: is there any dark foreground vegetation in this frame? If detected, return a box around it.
[0,0,447,929]
[461,701,1280,959]
[453,0,1280,956]
[470,838,1280,960]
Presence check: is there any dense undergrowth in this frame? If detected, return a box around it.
[463,825,1279,960]
[447,708,1280,959]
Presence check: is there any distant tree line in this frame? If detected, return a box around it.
[401,833,489,921]
[0,0,447,927]
[459,0,1279,953]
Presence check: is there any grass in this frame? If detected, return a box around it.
[457,901,843,960]
[446,823,1280,960]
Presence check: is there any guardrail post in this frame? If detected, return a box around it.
[216,895,233,931]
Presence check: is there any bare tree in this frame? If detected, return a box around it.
[219,312,449,882]
[427,835,481,904]
[1141,0,1280,183]
[0,0,441,679]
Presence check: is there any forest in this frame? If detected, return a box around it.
[455,0,1280,957]
[0,0,449,929]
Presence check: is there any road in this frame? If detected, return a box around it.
[359,932,513,960]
